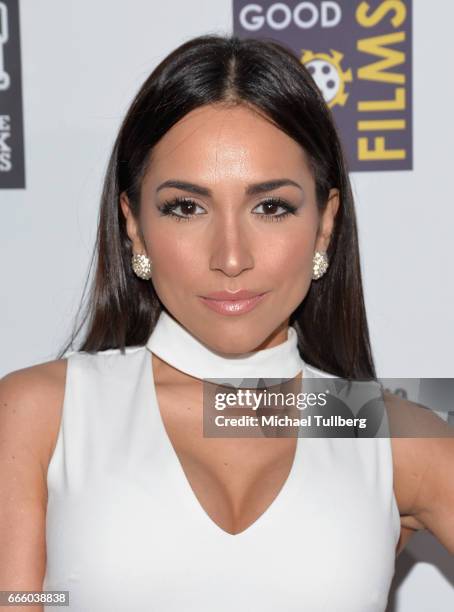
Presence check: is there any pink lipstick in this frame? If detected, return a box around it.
[198,290,269,316]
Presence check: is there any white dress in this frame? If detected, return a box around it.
[43,309,401,611]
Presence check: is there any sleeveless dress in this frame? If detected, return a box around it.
[43,312,401,611]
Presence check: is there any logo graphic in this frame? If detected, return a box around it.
[233,0,413,172]
[0,0,25,188]
[301,49,353,108]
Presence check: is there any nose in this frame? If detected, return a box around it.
[208,212,254,277]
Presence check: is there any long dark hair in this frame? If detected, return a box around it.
[57,34,376,381]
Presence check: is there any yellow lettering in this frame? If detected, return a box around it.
[358,137,406,160]
[356,0,406,28]
[358,87,405,111]
[357,32,405,83]
[358,119,406,130]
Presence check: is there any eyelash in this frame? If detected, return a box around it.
[157,196,298,223]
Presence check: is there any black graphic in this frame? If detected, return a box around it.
[0,0,25,188]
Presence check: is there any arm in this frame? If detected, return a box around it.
[409,435,454,554]
[384,390,454,555]
[0,362,66,611]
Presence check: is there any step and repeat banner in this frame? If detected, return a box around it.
[1,1,453,610]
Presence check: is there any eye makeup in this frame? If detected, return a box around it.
[157,196,299,223]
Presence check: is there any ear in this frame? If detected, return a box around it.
[315,188,340,252]
[119,192,146,253]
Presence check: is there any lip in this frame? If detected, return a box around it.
[201,289,266,301]
[198,291,269,316]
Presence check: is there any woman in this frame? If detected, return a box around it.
[1,34,452,612]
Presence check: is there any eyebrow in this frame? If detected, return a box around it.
[156,178,303,196]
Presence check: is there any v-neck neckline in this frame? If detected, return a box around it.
[145,350,307,539]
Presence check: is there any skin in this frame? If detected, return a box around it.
[120,103,339,354]
[0,104,453,600]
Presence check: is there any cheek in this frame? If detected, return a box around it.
[267,241,314,312]
[263,222,316,282]
[259,217,319,313]
[266,234,312,270]
[142,227,202,302]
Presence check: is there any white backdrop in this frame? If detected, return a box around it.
[1,1,453,609]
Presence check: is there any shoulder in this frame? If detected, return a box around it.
[0,344,148,442]
[0,345,147,473]
[0,359,69,474]
[383,390,454,554]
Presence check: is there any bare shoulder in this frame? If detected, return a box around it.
[383,389,454,555]
[0,358,68,474]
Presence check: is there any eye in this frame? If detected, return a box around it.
[158,197,206,222]
[252,197,298,222]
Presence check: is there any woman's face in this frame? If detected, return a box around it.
[121,103,339,354]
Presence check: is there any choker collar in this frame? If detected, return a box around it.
[146,309,305,384]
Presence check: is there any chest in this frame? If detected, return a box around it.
[155,378,300,535]
[45,436,399,612]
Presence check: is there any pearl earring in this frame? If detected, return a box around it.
[131,253,152,280]
[312,250,329,280]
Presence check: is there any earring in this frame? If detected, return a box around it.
[131,253,152,280]
[312,250,329,280]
